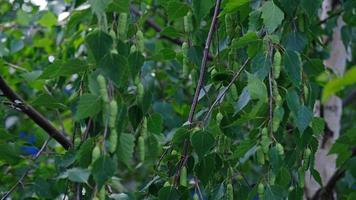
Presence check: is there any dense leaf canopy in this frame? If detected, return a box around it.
[0,0,355,199]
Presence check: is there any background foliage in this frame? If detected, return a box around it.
[0,0,355,199]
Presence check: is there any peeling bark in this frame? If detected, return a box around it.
[304,0,347,198]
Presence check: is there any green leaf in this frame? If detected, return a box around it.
[165,1,189,21]
[99,53,128,87]
[191,130,215,158]
[232,32,259,48]
[107,0,129,13]
[232,139,255,160]
[251,52,271,79]
[311,168,323,186]
[31,93,66,109]
[40,59,89,79]
[172,128,190,146]
[268,146,283,173]
[286,89,300,116]
[276,168,291,186]
[147,113,163,135]
[117,133,135,167]
[76,138,95,167]
[10,39,24,53]
[296,106,313,133]
[261,1,284,33]
[158,186,180,200]
[322,67,356,102]
[88,0,109,16]
[194,154,216,185]
[247,73,268,102]
[92,155,117,189]
[38,11,57,28]
[283,50,302,87]
[265,185,288,200]
[192,0,214,22]
[0,142,19,165]
[234,87,250,113]
[248,10,262,32]
[301,0,322,17]
[303,59,325,77]
[283,32,307,52]
[75,94,101,120]
[85,30,113,63]
[63,168,90,183]
[160,27,183,38]
[223,0,250,13]
[128,52,144,78]
[311,117,325,135]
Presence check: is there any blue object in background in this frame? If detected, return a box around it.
[18,131,38,156]
[19,131,27,139]
[20,146,39,156]
[18,131,36,145]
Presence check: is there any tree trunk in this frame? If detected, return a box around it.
[304,0,347,198]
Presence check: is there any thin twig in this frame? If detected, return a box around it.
[173,0,222,187]
[4,61,28,72]
[82,118,92,141]
[187,0,222,124]
[268,44,274,137]
[342,89,356,107]
[0,75,73,149]
[311,148,356,200]
[1,139,50,200]
[130,7,213,61]
[317,9,343,26]
[202,58,250,123]
[131,7,183,45]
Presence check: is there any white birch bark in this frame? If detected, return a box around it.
[304,0,348,198]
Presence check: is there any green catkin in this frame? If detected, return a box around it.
[298,168,305,188]
[298,15,305,32]
[261,128,270,154]
[130,45,137,53]
[258,183,265,199]
[182,42,189,57]
[137,83,144,104]
[180,166,187,187]
[273,51,281,79]
[184,11,193,33]
[136,30,144,52]
[108,129,118,153]
[216,112,223,124]
[225,13,234,38]
[303,148,311,170]
[304,84,309,100]
[141,117,148,138]
[256,147,265,165]
[261,135,270,154]
[118,12,127,40]
[182,42,189,76]
[193,193,199,200]
[230,84,238,100]
[97,75,109,103]
[92,145,101,163]
[217,134,225,153]
[226,183,233,200]
[269,173,276,185]
[272,106,284,132]
[98,187,105,200]
[109,100,118,128]
[272,80,279,97]
[275,94,282,106]
[138,136,145,162]
[276,143,284,156]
